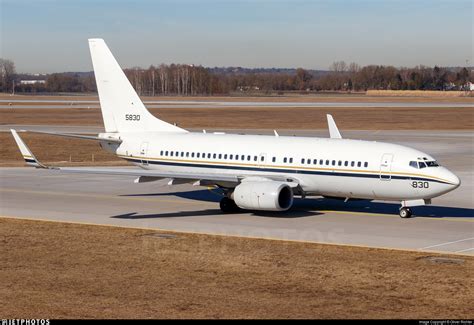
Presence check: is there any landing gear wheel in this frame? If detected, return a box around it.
[219,197,240,213]
[399,207,412,218]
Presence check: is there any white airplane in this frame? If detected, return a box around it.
[11,38,460,218]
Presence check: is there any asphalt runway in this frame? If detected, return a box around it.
[1,99,472,109]
[1,130,473,255]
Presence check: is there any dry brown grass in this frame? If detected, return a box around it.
[0,217,472,319]
[367,90,472,98]
[2,106,474,130]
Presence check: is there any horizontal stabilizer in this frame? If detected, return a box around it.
[19,130,122,143]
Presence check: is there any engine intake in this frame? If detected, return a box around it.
[231,181,294,211]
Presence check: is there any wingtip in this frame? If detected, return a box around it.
[88,38,104,43]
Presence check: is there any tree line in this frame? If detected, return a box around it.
[1,58,472,95]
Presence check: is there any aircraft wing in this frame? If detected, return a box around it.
[10,129,300,188]
[16,129,122,143]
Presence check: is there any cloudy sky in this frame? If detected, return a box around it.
[1,0,472,73]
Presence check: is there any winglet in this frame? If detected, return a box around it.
[327,114,342,139]
[10,129,47,168]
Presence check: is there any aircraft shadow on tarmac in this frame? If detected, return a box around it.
[118,189,473,219]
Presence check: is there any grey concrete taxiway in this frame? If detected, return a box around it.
[1,99,472,109]
[1,130,473,255]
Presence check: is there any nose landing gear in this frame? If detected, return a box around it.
[399,207,413,218]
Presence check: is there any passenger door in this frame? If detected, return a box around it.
[380,153,393,181]
[140,142,149,166]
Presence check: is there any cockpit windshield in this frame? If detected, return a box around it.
[425,161,439,167]
[409,160,440,169]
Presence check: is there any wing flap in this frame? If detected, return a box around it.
[54,167,240,184]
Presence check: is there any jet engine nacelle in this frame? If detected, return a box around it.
[232,181,294,211]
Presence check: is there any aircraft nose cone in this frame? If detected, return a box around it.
[447,171,461,189]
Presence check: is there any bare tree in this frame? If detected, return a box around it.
[330,61,347,73]
[0,58,16,93]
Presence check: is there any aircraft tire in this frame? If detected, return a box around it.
[220,197,240,213]
[399,207,413,218]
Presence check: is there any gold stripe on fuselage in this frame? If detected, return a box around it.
[117,154,454,184]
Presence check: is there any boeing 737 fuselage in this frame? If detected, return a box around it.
[11,39,460,218]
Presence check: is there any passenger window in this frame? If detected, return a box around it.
[357,162,361,167]
[338,161,342,166]
[197,153,200,158]
[344,161,348,167]
[181,152,184,157]
[213,153,216,159]
[254,156,257,161]
[301,158,305,164]
[332,160,336,166]
[260,156,264,162]
[351,161,355,167]
[241,155,245,160]
[284,158,287,163]
[272,157,276,163]
[326,160,330,165]
[289,158,293,163]
[229,154,233,160]
[307,158,311,164]
[320,159,323,165]
[313,159,317,165]
[160,150,163,155]
[364,162,368,168]
[224,154,227,159]
[191,153,195,158]
[218,154,222,159]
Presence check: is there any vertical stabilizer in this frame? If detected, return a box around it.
[88,38,187,133]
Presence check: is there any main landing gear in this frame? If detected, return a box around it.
[399,207,413,218]
[219,197,240,213]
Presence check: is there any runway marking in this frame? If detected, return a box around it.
[1,215,473,257]
[420,237,474,250]
[318,210,474,223]
[455,248,474,253]
[0,188,211,206]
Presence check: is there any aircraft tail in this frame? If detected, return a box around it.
[88,38,186,133]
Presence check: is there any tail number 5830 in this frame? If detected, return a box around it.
[125,114,140,121]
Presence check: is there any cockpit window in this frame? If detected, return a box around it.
[410,160,439,169]
[425,161,439,167]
